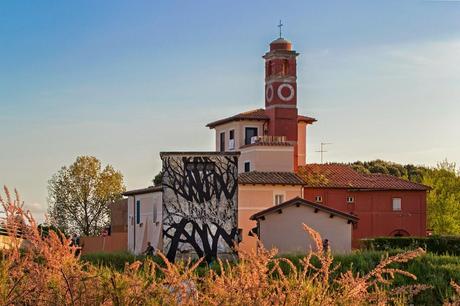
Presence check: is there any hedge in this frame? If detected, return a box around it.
[361,236,460,255]
[281,251,460,305]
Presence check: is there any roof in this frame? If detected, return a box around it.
[298,115,317,124]
[297,163,430,191]
[250,197,359,223]
[206,109,269,128]
[239,171,305,185]
[271,37,291,45]
[123,186,163,196]
[206,109,316,128]
[160,151,240,157]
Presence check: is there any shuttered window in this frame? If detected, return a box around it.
[136,200,141,224]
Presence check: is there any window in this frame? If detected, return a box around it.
[392,198,402,211]
[346,196,355,204]
[185,161,215,172]
[244,161,251,173]
[282,59,289,75]
[245,127,258,145]
[136,200,141,224]
[274,194,284,205]
[153,203,158,223]
[229,130,235,150]
[315,196,323,203]
[220,132,225,152]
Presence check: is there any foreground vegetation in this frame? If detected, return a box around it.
[2,187,460,305]
[81,249,460,305]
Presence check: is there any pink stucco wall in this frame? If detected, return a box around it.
[297,121,307,166]
[81,232,127,255]
[238,184,303,252]
[239,146,294,173]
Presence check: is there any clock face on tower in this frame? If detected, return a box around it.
[277,83,295,102]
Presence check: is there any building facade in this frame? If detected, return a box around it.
[160,152,240,262]
[125,186,163,255]
[251,197,358,254]
[299,163,428,246]
[113,34,429,256]
[206,36,429,252]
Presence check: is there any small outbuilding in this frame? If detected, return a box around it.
[250,197,358,254]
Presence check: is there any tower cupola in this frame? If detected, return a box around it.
[269,37,292,51]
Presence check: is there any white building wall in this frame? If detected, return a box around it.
[127,191,163,254]
[259,205,352,254]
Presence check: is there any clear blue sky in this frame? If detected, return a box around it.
[1,0,460,219]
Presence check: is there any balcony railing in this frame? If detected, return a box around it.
[250,135,287,144]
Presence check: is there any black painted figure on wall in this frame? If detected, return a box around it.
[160,152,239,263]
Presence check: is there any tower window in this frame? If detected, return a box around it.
[283,59,289,75]
[220,132,225,152]
[244,161,251,173]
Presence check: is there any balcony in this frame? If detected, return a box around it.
[250,135,289,145]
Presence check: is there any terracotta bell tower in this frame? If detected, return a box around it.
[263,34,300,166]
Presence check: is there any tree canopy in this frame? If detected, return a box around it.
[47,156,125,236]
[423,161,460,235]
[350,159,427,183]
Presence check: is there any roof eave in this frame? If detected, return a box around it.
[206,117,269,129]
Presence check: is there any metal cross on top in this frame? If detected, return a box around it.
[277,20,283,38]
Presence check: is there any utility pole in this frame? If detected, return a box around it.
[316,142,332,164]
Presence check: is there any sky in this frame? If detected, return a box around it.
[1,0,459,221]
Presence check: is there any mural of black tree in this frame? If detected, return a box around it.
[160,152,239,262]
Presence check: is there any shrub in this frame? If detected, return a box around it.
[2,186,458,305]
[81,252,148,270]
[361,236,460,255]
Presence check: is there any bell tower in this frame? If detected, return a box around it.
[263,30,300,166]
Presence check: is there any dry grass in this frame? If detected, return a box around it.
[0,186,443,305]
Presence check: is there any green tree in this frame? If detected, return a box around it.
[423,160,460,235]
[47,156,125,236]
[351,160,427,183]
[153,170,163,186]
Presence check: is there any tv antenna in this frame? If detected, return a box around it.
[316,142,332,164]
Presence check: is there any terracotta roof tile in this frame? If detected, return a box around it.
[239,171,305,185]
[297,164,429,191]
[206,109,316,128]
